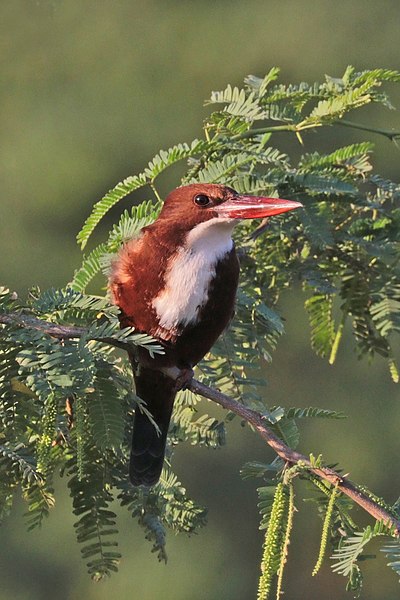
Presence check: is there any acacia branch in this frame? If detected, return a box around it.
[1,310,399,534]
[189,379,400,534]
[0,312,130,351]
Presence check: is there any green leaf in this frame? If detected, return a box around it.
[192,153,253,184]
[86,368,125,452]
[331,522,391,595]
[305,294,335,358]
[245,67,281,97]
[144,140,206,180]
[70,244,108,293]
[381,540,400,580]
[285,406,346,420]
[77,174,148,249]
[77,140,205,249]
[299,142,374,176]
[370,287,400,337]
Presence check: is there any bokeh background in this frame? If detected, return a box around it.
[1,1,399,599]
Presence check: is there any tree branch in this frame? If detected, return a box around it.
[0,312,131,351]
[189,379,400,534]
[231,119,400,143]
[336,119,400,142]
[1,310,399,534]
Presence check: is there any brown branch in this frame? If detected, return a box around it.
[0,313,87,338]
[1,310,399,534]
[190,379,400,534]
[0,312,131,352]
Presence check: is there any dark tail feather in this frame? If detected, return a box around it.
[130,367,176,487]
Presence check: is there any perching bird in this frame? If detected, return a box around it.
[109,183,302,486]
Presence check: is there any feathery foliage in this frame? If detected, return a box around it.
[331,521,395,596]
[1,67,399,593]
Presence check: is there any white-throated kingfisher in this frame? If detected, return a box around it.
[110,183,302,486]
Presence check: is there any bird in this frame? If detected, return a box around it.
[109,183,302,486]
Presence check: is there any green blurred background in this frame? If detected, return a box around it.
[1,1,399,598]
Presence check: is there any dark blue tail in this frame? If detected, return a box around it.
[130,367,176,486]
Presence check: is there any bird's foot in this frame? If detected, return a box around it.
[174,367,194,392]
[160,366,194,391]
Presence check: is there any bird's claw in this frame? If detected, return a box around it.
[173,367,194,392]
[160,366,194,391]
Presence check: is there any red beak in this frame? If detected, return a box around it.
[217,195,303,219]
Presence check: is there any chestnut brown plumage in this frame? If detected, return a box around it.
[110,183,302,486]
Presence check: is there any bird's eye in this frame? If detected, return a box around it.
[194,194,211,207]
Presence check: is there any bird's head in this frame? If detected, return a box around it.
[157,183,302,229]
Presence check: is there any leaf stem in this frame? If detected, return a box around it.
[150,182,162,203]
[231,125,295,141]
[230,119,400,143]
[336,119,400,142]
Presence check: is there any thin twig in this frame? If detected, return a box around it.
[0,312,130,351]
[1,310,399,534]
[230,119,400,143]
[336,119,400,142]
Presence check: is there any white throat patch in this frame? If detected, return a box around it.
[152,218,235,335]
